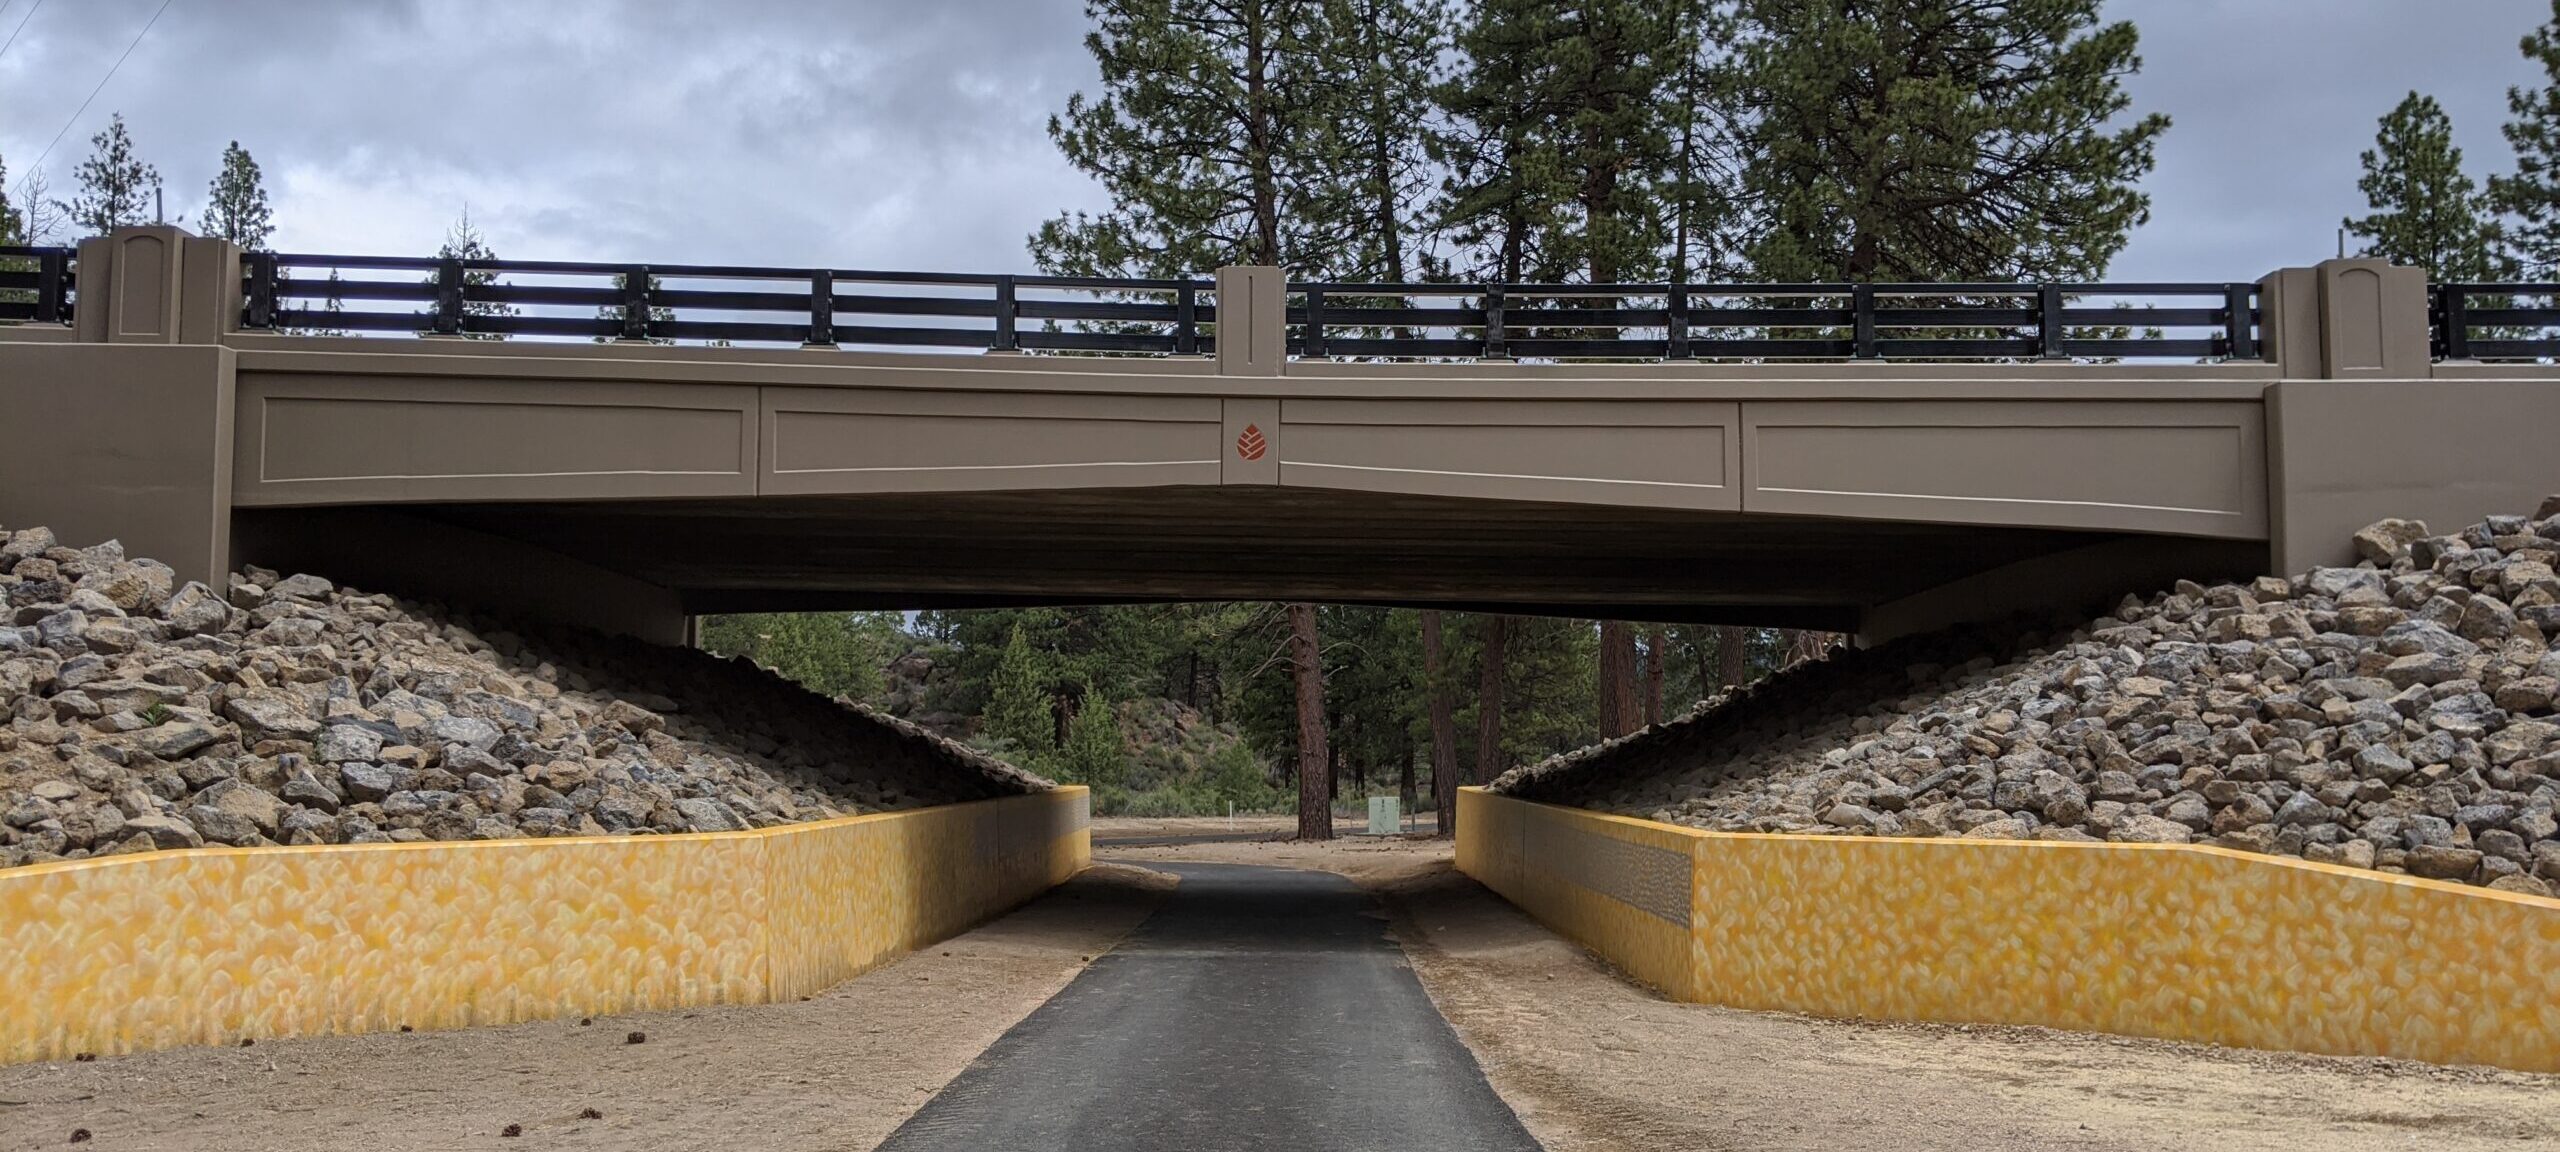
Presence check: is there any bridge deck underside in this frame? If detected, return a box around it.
[245,487,2227,631]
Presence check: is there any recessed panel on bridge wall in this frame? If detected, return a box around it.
[761,387,1223,495]
[1277,399,1742,511]
[1740,400,2268,539]
[234,375,758,506]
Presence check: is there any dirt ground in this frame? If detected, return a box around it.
[1105,832,2560,1152]
[0,864,1175,1152]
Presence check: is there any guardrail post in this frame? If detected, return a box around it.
[989,275,1019,353]
[1175,282,1200,356]
[2223,282,2258,361]
[433,256,464,336]
[1483,286,1507,359]
[2037,283,2066,359]
[2438,285,2472,361]
[1302,284,1327,358]
[1666,284,1690,359]
[1851,283,1877,359]
[34,250,66,325]
[804,269,835,347]
[245,252,277,329]
[619,265,652,341]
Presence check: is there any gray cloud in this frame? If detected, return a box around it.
[1,0,2547,280]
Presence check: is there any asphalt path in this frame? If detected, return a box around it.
[874,862,1541,1152]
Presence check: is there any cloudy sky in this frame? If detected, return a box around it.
[0,0,2545,282]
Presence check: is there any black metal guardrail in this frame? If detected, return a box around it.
[233,253,2269,361]
[242,253,1217,354]
[0,246,77,325]
[15,245,2551,365]
[2433,284,2560,360]
[1284,280,2260,360]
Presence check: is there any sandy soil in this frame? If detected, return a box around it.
[1103,834,2560,1152]
[0,864,1174,1152]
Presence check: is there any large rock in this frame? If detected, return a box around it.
[317,724,386,763]
[123,813,204,850]
[226,690,321,743]
[194,779,284,839]
[2352,519,2429,564]
[132,713,230,760]
[161,582,232,637]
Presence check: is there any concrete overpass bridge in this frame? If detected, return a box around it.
[4,227,2554,644]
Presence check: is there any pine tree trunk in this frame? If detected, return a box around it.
[1644,626,1667,726]
[1423,610,1459,836]
[1398,752,1416,830]
[1242,0,1281,267]
[1475,615,1509,784]
[1290,602,1331,840]
[1598,620,1640,738]
[1717,625,1747,689]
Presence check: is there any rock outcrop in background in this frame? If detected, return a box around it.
[0,527,1046,869]
[1497,505,2560,894]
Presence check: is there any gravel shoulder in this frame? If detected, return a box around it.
[1103,833,2560,1152]
[0,863,1173,1152]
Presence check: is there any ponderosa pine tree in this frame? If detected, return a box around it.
[1313,0,1444,282]
[1287,602,1331,839]
[1434,0,1695,284]
[1423,610,1460,835]
[1059,684,1128,788]
[2496,2,2560,278]
[62,114,163,236]
[201,141,273,249]
[1723,0,2166,282]
[2344,92,2509,281]
[1437,0,1698,728]
[0,153,23,246]
[423,209,519,338]
[983,624,1056,760]
[1034,0,1340,275]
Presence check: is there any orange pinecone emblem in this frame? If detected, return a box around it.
[1236,423,1268,461]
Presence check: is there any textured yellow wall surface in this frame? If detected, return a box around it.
[1457,788,2560,1074]
[1456,789,1700,1000]
[0,788,1089,1065]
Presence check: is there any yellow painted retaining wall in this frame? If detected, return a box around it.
[0,787,1088,1064]
[1456,787,2560,1073]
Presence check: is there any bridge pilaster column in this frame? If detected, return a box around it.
[1215,266,1287,486]
[0,228,243,586]
[2258,258,2555,574]
[2256,258,2431,381]
[71,226,244,346]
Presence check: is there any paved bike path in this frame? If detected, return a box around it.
[875,862,1541,1152]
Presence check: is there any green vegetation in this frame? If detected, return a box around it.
[2344,92,2510,281]
[697,611,907,701]
[700,603,1808,819]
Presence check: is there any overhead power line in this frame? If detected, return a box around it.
[12,0,174,197]
[0,0,44,65]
